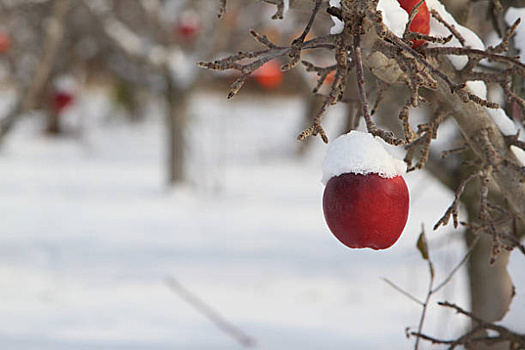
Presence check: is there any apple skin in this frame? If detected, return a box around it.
[253,61,283,89]
[0,33,11,53]
[178,21,199,40]
[53,91,74,113]
[323,173,409,250]
[397,0,430,48]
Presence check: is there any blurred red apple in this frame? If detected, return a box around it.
[253,61,283,90]
[0,32,11,53]
[53,91,74,113]
[176,12,201,41]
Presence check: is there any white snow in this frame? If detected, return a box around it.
[465,81,518,136]
[0,89,523,348]
[378,0,409,38]
[168,48,198,89]
[505,7,525,63]
[330,0,409,36]
[321,131,406,184]
[329,0,340,9]
[326,0,522,159]
[465,80,487,99]
[374,0,484,69]
[488,108,520,136]
[329,0,344,35]
[53,75,78,94]
[426,0,485,70]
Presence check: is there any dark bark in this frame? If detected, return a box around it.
[166,75,188,185]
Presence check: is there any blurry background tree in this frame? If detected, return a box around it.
[0,0,216,183]
[0,0,340,182]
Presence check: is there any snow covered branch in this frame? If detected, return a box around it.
[200,0,525,260]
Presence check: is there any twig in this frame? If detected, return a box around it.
[414,229,435,350]
[385,228,488,349]
[282,0,322,71]
[403,0,426,45]
[381,278,424,306]
[431,9,466,46]
[165,277,256,348]
[434,169,480,230]
[354,15,403,145]
[441,144,467,158]
[431,235,480,294]
[424,46,525,73]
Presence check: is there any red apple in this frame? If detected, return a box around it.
[0,32,11,53]
[253,60,283,89]
[323,172,409,250]
[177,12,201,41]
[322,71,336,86]
[53,91,74,113]
[397,0,430,48]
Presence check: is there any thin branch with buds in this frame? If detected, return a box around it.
[166,277,256,348]
[409,302,525,349]
[384,227,481,350]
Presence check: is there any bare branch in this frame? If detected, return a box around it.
[430,9,466,46]
[166,277,256,348]
[282,0,322,71]
[381,278,425,306]
[434,169,480,230]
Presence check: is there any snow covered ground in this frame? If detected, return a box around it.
[0,90,523,349]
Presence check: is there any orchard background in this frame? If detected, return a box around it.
[0,0,524,349]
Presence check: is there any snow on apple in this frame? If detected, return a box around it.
[324,0,520,248]
[322,131,409,250]
[321,130,406,183]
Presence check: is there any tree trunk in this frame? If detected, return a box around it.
[46,110,62,135]
[166,76,188,185]
[466,236,513,350]
[462,183,514,349]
